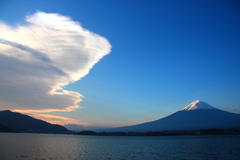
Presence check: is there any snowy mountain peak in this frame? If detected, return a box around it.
[180,100,216,111]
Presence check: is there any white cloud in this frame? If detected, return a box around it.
[0,11,111,112]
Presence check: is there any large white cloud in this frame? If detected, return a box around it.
[0,11,111,112]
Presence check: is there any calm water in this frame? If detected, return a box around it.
[0,133,240,160]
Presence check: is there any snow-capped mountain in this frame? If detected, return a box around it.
[102,100,240,132]
[180,100,216,111]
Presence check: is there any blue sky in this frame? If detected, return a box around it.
[0,0,240,127]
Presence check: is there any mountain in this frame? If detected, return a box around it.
[0,123,16,132]
[101,100,240,132]
[0,110,70,134]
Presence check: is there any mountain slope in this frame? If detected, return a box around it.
[0,123,16,132]
[0,110,70,134]
[103,100,240,132]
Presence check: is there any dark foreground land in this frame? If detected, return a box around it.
[76,128,240,136]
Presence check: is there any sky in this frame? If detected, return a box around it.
[0,0,240,129]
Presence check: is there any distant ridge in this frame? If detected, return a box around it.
[0,110,70,134]
[100,100,240,132]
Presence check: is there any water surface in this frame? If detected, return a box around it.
[0,133,239,160]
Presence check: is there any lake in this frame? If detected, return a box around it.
[0,133,239,160]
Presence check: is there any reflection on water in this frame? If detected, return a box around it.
[0,133,240,160]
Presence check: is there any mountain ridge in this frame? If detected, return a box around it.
[0,110,70,134]
[99,100,240,132]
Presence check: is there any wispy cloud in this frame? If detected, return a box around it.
[0,11,111,114]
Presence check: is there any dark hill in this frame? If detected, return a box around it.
[0,123,16,132]
[0,110,70,134]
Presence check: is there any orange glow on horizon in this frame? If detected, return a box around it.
[12,105,81,113]
[11,109,91,126]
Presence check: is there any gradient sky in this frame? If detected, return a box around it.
[0,0,240,128]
